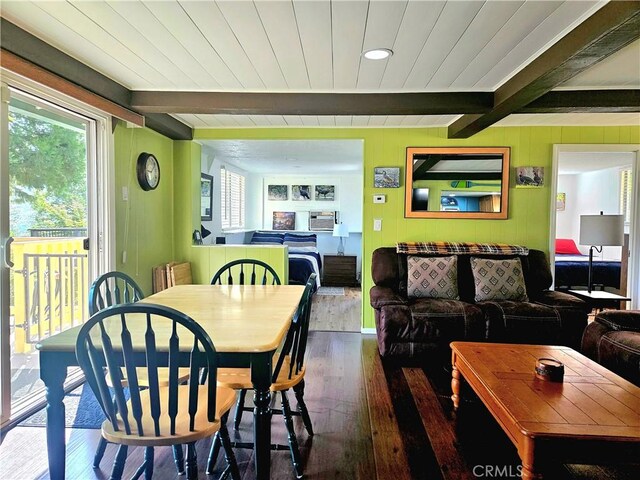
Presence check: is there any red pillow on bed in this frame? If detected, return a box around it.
[555,238,582,255]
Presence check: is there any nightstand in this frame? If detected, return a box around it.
[323,255,358,287]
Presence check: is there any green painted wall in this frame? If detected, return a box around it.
[113,124,175,295]
[190,126,640,329]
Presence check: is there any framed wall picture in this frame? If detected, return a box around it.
[515,167,544,187]
[292,185,312,201]
[556,192,566,211]
[314,185,335,201]
[267,184,288,201]
[200,173,213,221]
[374,167,400,188]
[272,211,296,230]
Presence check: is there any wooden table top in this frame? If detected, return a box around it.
[450,342,640,441]
[38,284,305,353]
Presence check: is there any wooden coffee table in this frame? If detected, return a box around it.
[450,342,640,480]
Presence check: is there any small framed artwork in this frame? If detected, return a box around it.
[292,185,312,201]
[515,167,544,187]
[374,167,400,188]
[315,185,335,201]
[268,184,288,201]
[556,192,566,211]
[200,173,213,221]
[272,211,296,230]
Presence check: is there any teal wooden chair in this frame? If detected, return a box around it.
[210,259,281,286]
[75,303,241,480]
[208,273,316,479]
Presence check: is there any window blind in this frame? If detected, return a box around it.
[621,169,632,225]
[221,167,245,229]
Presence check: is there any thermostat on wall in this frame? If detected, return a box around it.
[373,194,386,203]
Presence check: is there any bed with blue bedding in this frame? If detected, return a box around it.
[250,231,322,290]
[553,239,621,290]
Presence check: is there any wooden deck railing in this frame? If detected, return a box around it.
[12,238,88,353]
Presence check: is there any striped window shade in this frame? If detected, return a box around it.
[221,167,245,229]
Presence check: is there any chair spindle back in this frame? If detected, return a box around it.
[76,304,219,438]
[272,273,316,382]
[89,271,144,315]
[210,259,281,286]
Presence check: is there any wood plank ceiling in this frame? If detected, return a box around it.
[1,0,638,129]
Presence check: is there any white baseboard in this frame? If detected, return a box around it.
[360,327,376,334]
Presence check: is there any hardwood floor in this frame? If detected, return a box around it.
[1,332,637,479]
[309,287,361,332]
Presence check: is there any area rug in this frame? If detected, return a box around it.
[316,286,345,296]
[18,384,122,429]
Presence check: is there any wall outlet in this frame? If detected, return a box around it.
[373,194,386,203]
[122,186,129,201]
[373,218,382,231]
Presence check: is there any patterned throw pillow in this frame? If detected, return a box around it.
[471,257,528,302]
[407,255,459,299]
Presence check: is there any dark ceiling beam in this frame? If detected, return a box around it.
[0,18,192,140]
[144,114,193,141]
[517,89,640,113]
[448,2,640,138]
[129,91,493,115]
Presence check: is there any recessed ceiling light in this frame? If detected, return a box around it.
[363,48,393,60]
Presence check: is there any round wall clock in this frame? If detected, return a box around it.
[136,152,160,191]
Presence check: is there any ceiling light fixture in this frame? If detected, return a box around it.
[363,48,393,60]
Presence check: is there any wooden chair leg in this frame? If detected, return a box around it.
[218,418,241,480]
[173,444,185,475]
[281,391,304,479]
[93,437,108,468]
[185,442,198,480]
[109,445,128,480]
[233,389,247,429]
[206,432,221,475]
[293,380,314,436]
[144,447,154,480]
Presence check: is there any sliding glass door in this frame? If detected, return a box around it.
[0,84,106,425]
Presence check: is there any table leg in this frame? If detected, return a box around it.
[451,354,461,410]
[251,352,273,480]
[40,351,69,480]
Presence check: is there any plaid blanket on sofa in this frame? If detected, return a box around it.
[396,242,529,256]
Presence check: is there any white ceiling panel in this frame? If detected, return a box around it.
[1,0,637,129]
[404,1,485,89]
[379,1,446,90]
[428,1,524,89]
[142,1,241,88]
[179,1,264,89]
[292,0,333,89]
[105,0,220,89]
[1,0,149,88]
[356,1,407,90]
[216,0,287,89]
[331,0,369,89]
[496,113,640,126]
[255,1,310,90]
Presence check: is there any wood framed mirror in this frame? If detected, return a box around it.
[405,147,510,219]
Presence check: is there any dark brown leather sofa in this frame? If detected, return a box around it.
[581,310,640,386]
[370,247,589,358]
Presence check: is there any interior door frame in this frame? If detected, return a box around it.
[0,71,115,426]
[550,144,640,309]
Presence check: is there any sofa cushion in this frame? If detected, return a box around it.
[471,257,528,302]
[407,255,459,300]
[410,298,486,342]
[596,331,640,386]
[595,310,640,333]
[478,300,560,344]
